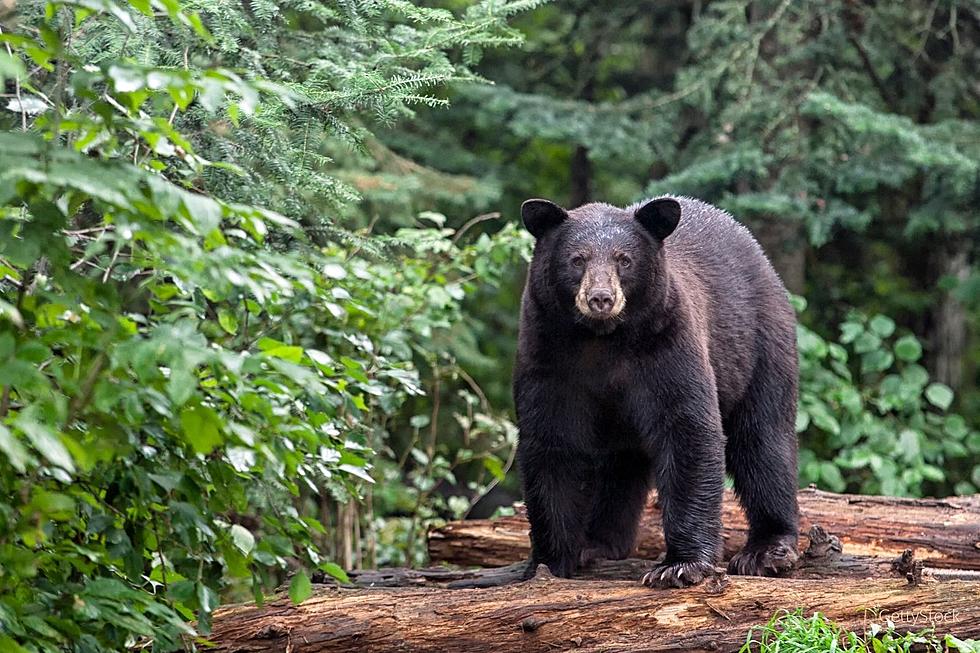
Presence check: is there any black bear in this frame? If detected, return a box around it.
[514,196,799,588]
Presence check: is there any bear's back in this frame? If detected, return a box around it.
[655,196,796,414]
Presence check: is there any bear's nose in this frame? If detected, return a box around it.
[587,289,615,314]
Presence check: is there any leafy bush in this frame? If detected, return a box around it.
[0,0,533,650]
[796,298,979,497]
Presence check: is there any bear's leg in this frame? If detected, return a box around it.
[641,414,726,588]
[724,361,800,577]
[518,439,594,579]
[580,450,652,566]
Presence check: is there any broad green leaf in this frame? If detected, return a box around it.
[319,562,350,584]
[483,455,505,481]
[897,429,920,462]
[0,634,30,653]
[924,383,954,411]
[217,309,239,335]
[893,335,922,362]
[323,263,347,279]
[229,524,255,555]
[17,418,74,473]
[0,423,30,472]
[30,490,76,520]
[288,570,312,605]
[179,404,223,455]
[868,314,895,338]
[819,462,846,492]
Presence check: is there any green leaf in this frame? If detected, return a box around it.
[16,418,74,473]
[0,634,30,653]
[483,455,505,481]
[218,309,239,335]
[179,404,224,455]
[323,263,347,279]
[338,463,375,484]
[897,429,920,463]
[819,462,846,492]
[861,349,893,374]
[924,383,954,411]
[944,415,968,439]
[839,321,863,344]
[30,490,76,520]
[0,423,31,472]
[319,562,350,584]
[229,524,255,555]
[258,338,303,363]
[853,331,882,354]
[288,570,312,605]
[868,314,895,338]
[893,335,922,362]
[921,465,945,482]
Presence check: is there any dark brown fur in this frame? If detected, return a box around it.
[514,196,800,587]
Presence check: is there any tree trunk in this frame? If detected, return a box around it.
[569,144,592,208]
[428,488,980,570]
[747,214,807,295]
[208,572,980,652]
[929,240,971,392]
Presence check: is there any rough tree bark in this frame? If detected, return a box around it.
[209,571,980,652]
[428,488,980,569]
[929,239,971,392]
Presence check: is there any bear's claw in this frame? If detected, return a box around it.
[641,559,716,588]
[727,540,798,577]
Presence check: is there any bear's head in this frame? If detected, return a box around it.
[521,197,680,335]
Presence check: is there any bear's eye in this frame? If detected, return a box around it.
[618,255,632,269]
[571,255,586,269]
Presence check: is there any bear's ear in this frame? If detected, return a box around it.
[634,198,681,240]
[521,199,568,238]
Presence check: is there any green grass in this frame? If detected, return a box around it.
[740,609,980,653]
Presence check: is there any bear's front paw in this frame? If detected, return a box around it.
[727,539,798,577]
[641,559,716,589]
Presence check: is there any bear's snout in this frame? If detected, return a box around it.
[575,265,626,324]
[587,288,616,315]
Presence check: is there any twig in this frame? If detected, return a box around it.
[911,0,940,62]
[167,47,189,126]
[846,31,897,109]
[451,212,500,246]
[102,244,121,282]
[151,509,171,594]
[702,599,733,621]
[463,438,517,520]
[455,366,489,411]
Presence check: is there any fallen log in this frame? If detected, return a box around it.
[428,487,980,570]
[209,571,980,652]
[344,527,980,589]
